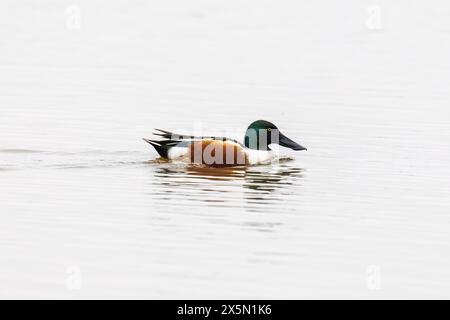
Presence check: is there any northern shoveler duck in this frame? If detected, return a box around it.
[143,120,306,167]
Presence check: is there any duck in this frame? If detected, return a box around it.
[143,120,306,167]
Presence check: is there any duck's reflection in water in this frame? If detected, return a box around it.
[150,162,304,232]
[151,162,304,208]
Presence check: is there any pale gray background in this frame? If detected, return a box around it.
[1,0,450,299]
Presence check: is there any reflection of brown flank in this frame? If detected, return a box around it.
[188,140,248,167]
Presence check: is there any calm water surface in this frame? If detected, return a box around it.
[1,0,450,298]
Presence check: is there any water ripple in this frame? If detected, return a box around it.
[147,162,305,214]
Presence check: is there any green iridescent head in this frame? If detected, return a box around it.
[244,120,307,151]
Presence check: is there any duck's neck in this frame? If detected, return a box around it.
[244,133,271,151]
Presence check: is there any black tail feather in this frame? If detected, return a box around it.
[153,129,178,139]
[153,128,198,140]
[143,138,171,158]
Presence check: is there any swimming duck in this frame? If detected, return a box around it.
[143,120,306,167]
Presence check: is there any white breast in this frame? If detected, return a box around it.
[246,149,276,165]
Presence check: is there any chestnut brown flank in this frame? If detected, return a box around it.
[188,140,248,167]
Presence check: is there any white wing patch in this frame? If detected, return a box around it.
[167,146,190,159]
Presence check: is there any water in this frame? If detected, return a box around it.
[1,0,450,299]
